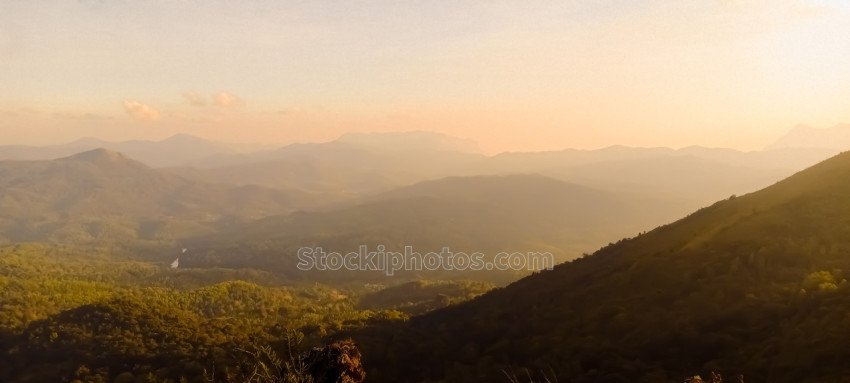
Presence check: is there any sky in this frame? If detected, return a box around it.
[1,0,849,153]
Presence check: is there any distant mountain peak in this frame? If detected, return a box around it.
[768,123,850,150]
[161,133,212,144]
[68,136,109,146]
[336,130,481,153]
[64,148,131,163]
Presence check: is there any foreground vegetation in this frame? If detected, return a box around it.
[0,244,490,382]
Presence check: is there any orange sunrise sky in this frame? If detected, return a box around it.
[1,0,849,153]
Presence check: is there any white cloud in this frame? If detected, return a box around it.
[122,100,161,122]
[213,91,243,108]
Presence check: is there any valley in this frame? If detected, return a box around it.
[0,130,847,382]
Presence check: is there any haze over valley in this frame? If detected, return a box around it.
[3,1,850,382]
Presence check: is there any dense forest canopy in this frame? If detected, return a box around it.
[0,244,491,382]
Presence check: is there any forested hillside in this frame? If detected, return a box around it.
[0,149,318,243]
[0,244,490,382]
[183,174,684,283]
[352,150,850,382]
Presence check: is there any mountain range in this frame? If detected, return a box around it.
[3,127,850,381]
[182,174,689,283]
[0,149,317,243]
[0,129,844,271]
[2,130,838,205]
[355,149,850,382]
[166,133,836,208]
[0,134,262,168]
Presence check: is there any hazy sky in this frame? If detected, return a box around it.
[1,0,849,153]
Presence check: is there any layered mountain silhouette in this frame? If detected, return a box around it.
[183,174,690,283]
[356,150,850,382]
[1,131,834,211]
[166,131,487,197]
[0,131,840,278]
[0,134,255,168]
[164,132,832,216]
[3,130,850,382]
[0,149,317,243]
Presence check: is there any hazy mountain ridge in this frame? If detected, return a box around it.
[768,123,850,150]
[1,135,849,381]
[160,132,835,217]
[0,149,319,243]
[336,131,482,154]
[181,173,690,283]
[547,154,791,203]
[0,134,262,168]
[165,133,489,196]
[1,131,836,209]
[165,130,483,169]
[0,131,837,272]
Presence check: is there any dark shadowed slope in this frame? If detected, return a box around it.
[356,150,850,382]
